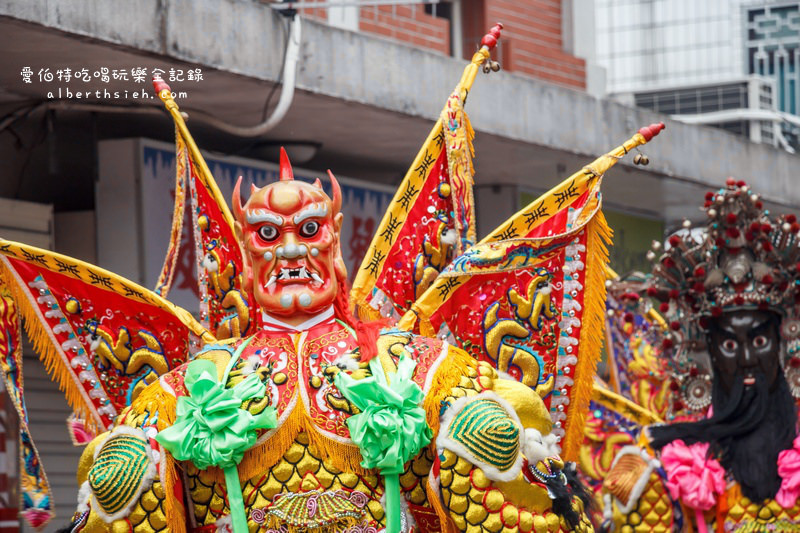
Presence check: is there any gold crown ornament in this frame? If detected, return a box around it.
[647,178,800,412]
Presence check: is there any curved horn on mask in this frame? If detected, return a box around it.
[313,178,323,189]
[232,176,245,223]
[250,183,260,195]
[279,147,294,181]
[327,169,342,215]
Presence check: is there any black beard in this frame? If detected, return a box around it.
[650,371,797,503]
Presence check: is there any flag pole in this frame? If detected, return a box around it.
[153,78,236,230]
[457,22,503,95]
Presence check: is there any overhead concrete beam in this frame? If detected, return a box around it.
[2,0,798,208]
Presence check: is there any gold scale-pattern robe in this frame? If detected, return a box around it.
[74,316,593,533]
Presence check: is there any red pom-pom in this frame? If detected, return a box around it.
[726,177,737,187]
[668,235,682,247]
[762,241,773,252]
[791,358,800,369]
[788,214,797,224]
[152,77,172,94]
[662,338,674,349]
[624,312,634,323]
[689,367,699,377]
[659,302,670,313]
[745,231,755,241]
[704,201,712,208]
[670,321,681,331]
[726,213,738,224]
[669,289,680,299]
[735,295,745,305]
[726,227,740,238]
[673,399,684,410]
[647,287,658,297]
[762,274,774,284]
[750,222,761,232]
[756,201,764,209]
[711,306,723,317]
[705,191,714,201]
[663,257,676,268]
[669,381,680,391]
[692,281,706,292]
[762,223,772,233]
[792,222,800,233]
[737,180,746,187]
[694,266,706,277]
[715,237,726,246]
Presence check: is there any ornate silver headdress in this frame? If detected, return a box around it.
[647,178,800,410]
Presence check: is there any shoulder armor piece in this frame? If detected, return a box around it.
[87,426,157,522]
[437,391,523,482]
[603,445,659,514]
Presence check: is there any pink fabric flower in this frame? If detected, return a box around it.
[22,509,52,529]
[661,440,726,533]
[777,435,800,508]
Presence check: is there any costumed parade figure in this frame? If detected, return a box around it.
[0,24,666,533]
[585,180,800,532]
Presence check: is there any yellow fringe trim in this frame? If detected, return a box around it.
[561,212,612,462]
[0,263,102,435]
[203,398,371,486]
[423,347,476,438]
[132,381,177,429]
[128,381,186,532]
[305,425,370,477]
[236,402,307,481]
[163,452,187,533]
[354,303,382,323]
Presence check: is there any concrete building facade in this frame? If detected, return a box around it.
[594,0,800,151]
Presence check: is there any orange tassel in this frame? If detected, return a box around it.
[423,347,476,436]
[562,213,612,462]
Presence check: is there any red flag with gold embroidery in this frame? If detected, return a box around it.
[0,240,213,433]
[153,80,257,339]
[349,25,503,322]
[398,123,665,461]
